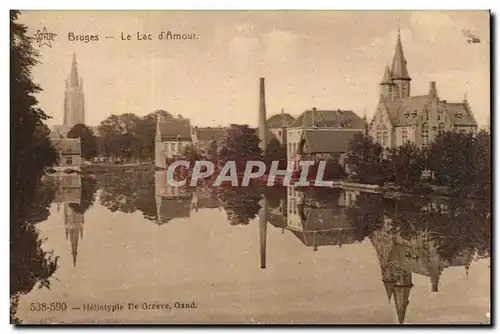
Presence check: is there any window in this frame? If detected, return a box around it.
[65,157,73,165]
[404,112,409,118]
[380,113,384,122]
[288,143,292,153]
[422,123,429,147]
[437,115,441,121]
[402,128,408,143]
[438,123,445,135]
[460,129,467,135]
[292,142,297,154]
[456,113,462,119]
[412,110,417,117]
[376,132,381,144]
[382,132,388,147]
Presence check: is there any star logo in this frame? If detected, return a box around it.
[33,26,57,48]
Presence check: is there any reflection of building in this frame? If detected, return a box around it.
[191,126,226,155]
[191,186,222,211]
[371,218,474,324]
[49,137,82,172]
[64,204,84,267]
[154,171,192,225]
[286,186,357,251]
[369,30,477,149]
[50,174,84,267]
[154,115,192,169]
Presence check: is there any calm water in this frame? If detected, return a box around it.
[14,171,491,324]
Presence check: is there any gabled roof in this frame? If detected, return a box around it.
[381,95,429,126]
[51,137,81,154]
[440,102,477,126]
[289,109,365,129]
[267,113,296,128]
[301,129,361,154]
[192,126,226,142]
[158,117,191,141]
[381,95,477,128]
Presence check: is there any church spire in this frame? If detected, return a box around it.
[69,52,80,87]
[391,30,411,80]
[381,65,392,84]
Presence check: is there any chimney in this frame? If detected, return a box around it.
[432,282,438,292]
[428,81,438,99]
[258,78,267,151]
[312,107,317,128]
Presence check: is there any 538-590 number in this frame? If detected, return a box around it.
[29,302,67,312]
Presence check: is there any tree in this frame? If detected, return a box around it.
[67,123,97,161]
[345,133,386,185]
[428,131,475,196]
[470,129,490,199]
[98,113,142,161]
[10,10,58,323]
[387,142,426,191]
[218,124,262,174]
[264,137,287,169]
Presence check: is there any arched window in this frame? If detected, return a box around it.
[438,123,445,135]
[422,123,429,147]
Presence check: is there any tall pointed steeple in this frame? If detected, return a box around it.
[69,52,80,88]
[391,29,411,80]
[381,65,392,84]
[64,53,85,127]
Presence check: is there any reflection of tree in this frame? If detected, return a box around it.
[219,186,262,225]
[348,192,491,262]
[97,172,158,220]
[68,176,98,214]
[346,192,386,242]
[99,173,139,213]
[134,173,157,221]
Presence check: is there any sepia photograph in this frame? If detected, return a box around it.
[10,9,491,325]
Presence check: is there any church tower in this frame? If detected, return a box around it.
[63,53,85,127]
[379,65,394,99]
[390,29,411,100]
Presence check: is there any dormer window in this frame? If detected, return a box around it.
[404,111,409,118]
[412,110,418,117]
[456,113,462,119]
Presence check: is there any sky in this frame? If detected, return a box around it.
[19,10,490,128]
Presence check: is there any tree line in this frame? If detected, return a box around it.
[345,130,490,199]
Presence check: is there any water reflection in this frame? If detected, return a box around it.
[15,171,490,324]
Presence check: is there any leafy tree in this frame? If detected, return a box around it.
[428,132,475,196]
[387,142,426,191]
[264,137,287,169]
[10,10,58,323]
[470,130,490,199]
[218,124,262,174]
[98,113,142,161]
[67,123,98,161]
[181,144,201,165]
[345,133,386,185]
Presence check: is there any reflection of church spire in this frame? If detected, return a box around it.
[64,204,84,268]
[393,268,413,324]
[259,197,268,269]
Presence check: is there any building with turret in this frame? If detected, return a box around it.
[370,29,477,149]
